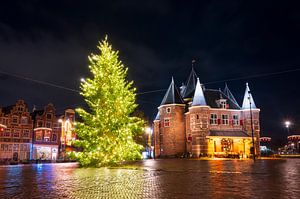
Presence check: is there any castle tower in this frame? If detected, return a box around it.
[241,83,260,156]
[154,77,186,157]
[186,78,210,157]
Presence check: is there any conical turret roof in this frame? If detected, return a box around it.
[191,78,207,106]
[242,83,257,109]
[160,77,184,106]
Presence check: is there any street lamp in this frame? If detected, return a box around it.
[248,89,255,161]
[284,121,291,135]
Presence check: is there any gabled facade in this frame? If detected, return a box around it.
[0,100,33,161]
[154,68,260,158]
[31,103,60,161]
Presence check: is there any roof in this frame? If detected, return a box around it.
[223,83,240,108]
[160,77,184,106]
[204,89,241,109]
[191,78,207,106]
[182,67,198,98]
[208,130,250,137]
[1,105,14,115]
[30,110,45,119]
[242,83,257,109]
[154,111,160,121]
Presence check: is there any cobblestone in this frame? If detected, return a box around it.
[0,159,299,198]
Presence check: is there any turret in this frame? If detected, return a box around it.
[187,78,210,157]
[153,77,186,157]
[241,83,260,156]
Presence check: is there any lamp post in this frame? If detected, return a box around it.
[58,119,64,159]
[248,91,256,161]
[284,121,291,135]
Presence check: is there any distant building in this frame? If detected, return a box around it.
[153,68,260,158]
[58,109,76,156]
[0,100,33,161]
[31,103,60,161]
[287,134,300,154]
[260,137,272,156]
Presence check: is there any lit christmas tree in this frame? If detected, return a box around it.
[69,37,144,167]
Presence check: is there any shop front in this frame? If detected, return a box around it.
[33,144,58,160]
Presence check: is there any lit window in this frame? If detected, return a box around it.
[222,115,229,125]
[36,131,42,141]
[166,107,171,113]
[164,119,170,127]
[44,130,51,142]
[233,115,239,126]
[210,114,217,125]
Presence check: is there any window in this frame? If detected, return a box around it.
[37,121,43,127]
[13,131,20,138]
[12,116,18,124]
[21,117,28,124]
[18,107,23,112]
[44,130,51,142]
[222,115,229,125]
[220,101,226,109]
[46,113,52,120]
[233,115,239,125]
[46,122,51,128]
[166,107,171,113]
[164,119,170,127]
[210,114,217,125]
[36,131,42,141]
[4,132,10,137]
[52,134,57,141]
[22,129,30,138]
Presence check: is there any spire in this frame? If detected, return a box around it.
[192,78,207,106]
[242,83,257,109]
[223,83,240,108]
[182,65,198,98]
[160,77,184,106]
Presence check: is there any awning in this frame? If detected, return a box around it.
[207,130,251,138]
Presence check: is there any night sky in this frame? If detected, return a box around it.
[0,1,299,144]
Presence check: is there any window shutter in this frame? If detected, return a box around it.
[240,120,243,125]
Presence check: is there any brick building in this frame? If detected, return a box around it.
[153,68,260,158]
[31,103,60,161]
[0,100,33,161]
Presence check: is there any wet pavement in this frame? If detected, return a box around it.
[0,159,299,199]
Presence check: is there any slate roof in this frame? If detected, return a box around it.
[1,105,14,115]
[203,89,241,110]
[223,83,240,108]
[160,77,184,106]
[30,110,45,119]
[242,83,257,109]
[208,130,250,137]
[191,78,207,106]
[181,67,198,99]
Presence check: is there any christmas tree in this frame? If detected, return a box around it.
[69,36,144,167]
